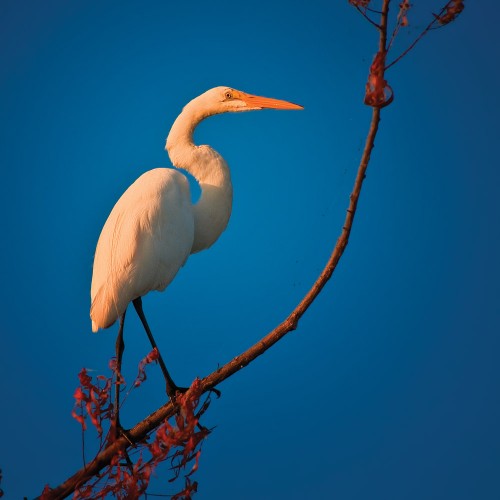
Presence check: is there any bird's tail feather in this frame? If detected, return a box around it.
[90,283,126,332]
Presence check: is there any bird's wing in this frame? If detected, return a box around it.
[90,168,194,331]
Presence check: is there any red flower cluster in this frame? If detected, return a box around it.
[398,0,411,27]
[40,350,213,498]
[435,0,464,25]
[74,451,152,499]
[134,347,159,387]
[149,378,210,483]
[73,378,211,499]
[348,0,371,7]
[172,477,198,500]
[71,367,113,437]
[364,51,393,108]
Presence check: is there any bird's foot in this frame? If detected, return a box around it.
[166,382,222,402]
[209,387,221,398]
[166,383,189,401]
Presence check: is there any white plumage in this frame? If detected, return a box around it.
[91,169,194,331]
[90,87,302,376]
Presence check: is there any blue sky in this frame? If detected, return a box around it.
[1,1,499,498]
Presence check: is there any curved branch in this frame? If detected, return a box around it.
[40,3,391,498]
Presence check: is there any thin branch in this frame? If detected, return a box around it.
[385,1,451,70]
[379,0,390,52]
[387,4,406,53]
[356,5,382,30]
[40,3,393,499]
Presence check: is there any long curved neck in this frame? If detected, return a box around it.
[166,101,233,254]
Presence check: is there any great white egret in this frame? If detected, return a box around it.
[90,86,303,398]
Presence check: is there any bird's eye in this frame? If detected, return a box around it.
[224,91,233,100]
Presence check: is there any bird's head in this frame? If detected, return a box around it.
[197,86,304,115]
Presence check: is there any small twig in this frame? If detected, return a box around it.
[385,2,451,70]
[366,6,383,14]
[79,402,86,468]
[387,12,404,53]
[356,5,382,29]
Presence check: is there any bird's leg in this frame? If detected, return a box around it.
[113,310,126,440]
[132,297,185,399]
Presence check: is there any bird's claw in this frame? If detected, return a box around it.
[209,387,221,398]
[167,384,189,401]
[167,385,221,401]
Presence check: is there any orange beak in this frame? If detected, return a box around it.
[235,91,304,110]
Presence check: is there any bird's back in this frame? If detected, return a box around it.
[90,168,194,332]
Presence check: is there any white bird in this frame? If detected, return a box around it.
[90,86,303,397]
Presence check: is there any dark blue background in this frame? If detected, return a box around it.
[1,1,498,498]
